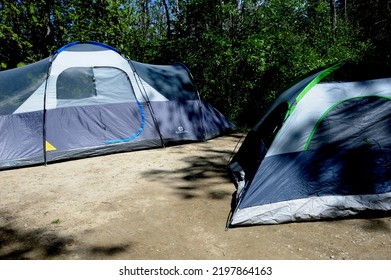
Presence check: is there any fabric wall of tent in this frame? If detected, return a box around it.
[228,61,391,227]
[0,41,236,170]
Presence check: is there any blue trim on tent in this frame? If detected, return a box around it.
[104,99,145,144]
[56,41,120,54]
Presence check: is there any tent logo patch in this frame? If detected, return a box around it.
[175,126,187,134]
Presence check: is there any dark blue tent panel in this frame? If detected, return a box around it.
[0,111,44,168]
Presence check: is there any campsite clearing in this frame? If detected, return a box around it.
[1,133,391,260]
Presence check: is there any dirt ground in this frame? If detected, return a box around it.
[1,133,391,260]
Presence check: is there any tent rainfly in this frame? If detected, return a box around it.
[0,41,236,169]
[228,61,391,226]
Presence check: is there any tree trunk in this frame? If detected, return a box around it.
[330,0,337,39]
[162,0,171,40]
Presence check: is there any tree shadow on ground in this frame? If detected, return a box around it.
[0,223,73,259]
[0,212,132,260]
[142,134,243,200]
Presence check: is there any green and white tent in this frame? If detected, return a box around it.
[228,61,391,226]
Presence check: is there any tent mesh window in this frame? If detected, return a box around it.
[56,67,96,100]
[0,58,50,115]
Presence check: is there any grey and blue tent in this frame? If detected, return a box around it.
[0,41,236,169]
[228,61,391,226]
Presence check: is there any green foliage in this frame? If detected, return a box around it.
[0,0,383,127]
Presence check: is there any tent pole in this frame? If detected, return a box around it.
[128,60,165,148]
[42,58,53,166]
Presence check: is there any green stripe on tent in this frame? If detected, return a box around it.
[304,95,391,150]
[295,62,343,103]
[285,62,343,119]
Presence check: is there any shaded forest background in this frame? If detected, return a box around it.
[1,0,390,127]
